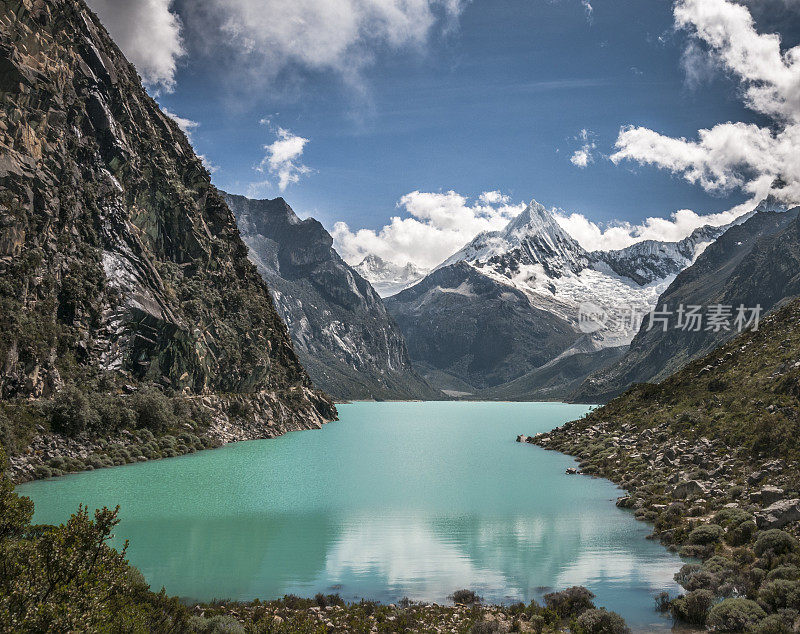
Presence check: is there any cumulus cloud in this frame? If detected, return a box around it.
[251,122,311,193]
[570,129,596,168]
[87,0,185,93]
[611,0,800,206]
[184,0,465,89]
[553,200,759,252]
[332,191,526,269]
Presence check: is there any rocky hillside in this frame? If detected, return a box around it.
[527,296,800,631]
[224,193,438,401]
[0,0,335,477]
[576,206,800,402]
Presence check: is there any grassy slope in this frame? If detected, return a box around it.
[587,297,800,465]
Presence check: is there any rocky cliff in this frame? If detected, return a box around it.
[224,193,438,401]
[0,0,335,453]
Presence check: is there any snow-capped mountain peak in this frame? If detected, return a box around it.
[354,254,428,297]
[441,199,590,278]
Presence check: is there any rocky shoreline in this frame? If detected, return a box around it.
[519,419,800,631]
[9,389,333,484]
[191,587,631,633]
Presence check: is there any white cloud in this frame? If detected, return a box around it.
[87,0,185,93]
[186,0,466,89]
[332,191,526,269]
[611,0,800,206]
[252,122,312,193]
[569,128,596,168]
[553,201,759,252]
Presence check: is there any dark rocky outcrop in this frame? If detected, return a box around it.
[0,0,335,452]
[224,193,439,401]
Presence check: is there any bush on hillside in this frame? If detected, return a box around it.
[50,385,99,436]
[450,589,482,605]
[689,524,725,545]
[706,598,766,632]
[754,531,799,558]
[671,589,714,626]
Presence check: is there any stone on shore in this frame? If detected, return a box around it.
[755,499,800,529]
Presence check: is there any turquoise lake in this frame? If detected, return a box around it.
[17,401,685,631]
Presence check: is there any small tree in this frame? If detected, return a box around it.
[50,385,99,436]
[543,586,596,618]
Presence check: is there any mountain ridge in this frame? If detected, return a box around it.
[386,198,729,397]
[224,193,439,401]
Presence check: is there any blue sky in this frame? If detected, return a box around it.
[89,0,800,267]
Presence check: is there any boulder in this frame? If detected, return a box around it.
[755,499,800,529]
[760,486,785,506]
[673,480,707,500]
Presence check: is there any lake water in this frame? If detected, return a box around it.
[17,401,684,631]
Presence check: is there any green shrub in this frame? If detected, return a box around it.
[766,565,800,581]
[758,579,800,611]
[543,586,595,618]
[188,614,245,633]
[754,614,794,634]
[313,593,344,608]
[671,589,714,626]
[754,530,799,558]
[50,386,99,436]
[689,524,725,545]
[707,598,766,632]
[469,621,506,634]
[574,608,630,634]
[131,388,174,433]
[94,395,136,431]
[450,589,482,604]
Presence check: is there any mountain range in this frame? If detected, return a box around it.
[224,193,438,401]
[354,254,427,297]
[576,201,800,402]
[382,200,729,398]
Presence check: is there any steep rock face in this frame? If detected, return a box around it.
[225,193,438,401]
[576,208,800,402]
[0,0,334,428]
[385,261,579,392]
